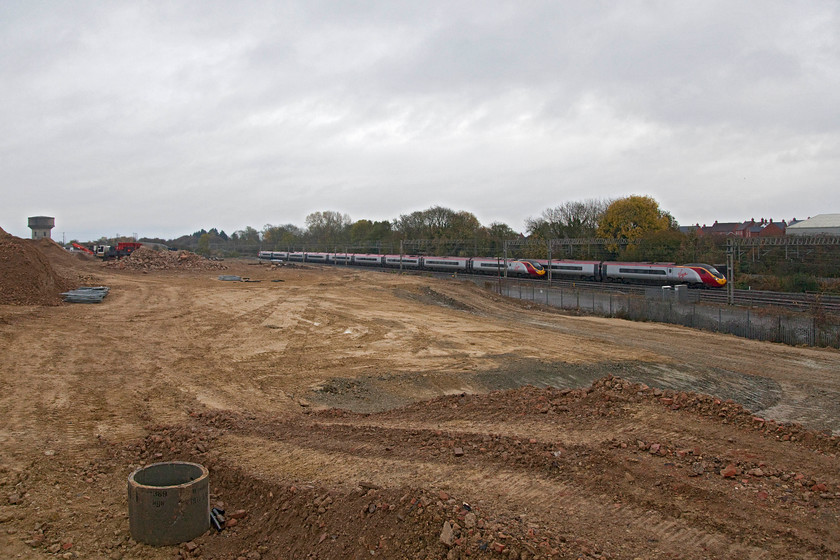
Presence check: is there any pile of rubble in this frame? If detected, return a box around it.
[103,247,227,271]
[0,227,75,305]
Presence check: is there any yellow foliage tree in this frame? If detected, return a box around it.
[597,195,676,255]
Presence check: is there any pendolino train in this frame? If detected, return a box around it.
[258,251,727,288]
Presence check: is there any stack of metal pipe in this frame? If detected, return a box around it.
[61,286,110,303]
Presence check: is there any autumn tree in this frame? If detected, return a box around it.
[597,195,677,256]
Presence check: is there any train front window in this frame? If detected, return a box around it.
[522,260,544,271]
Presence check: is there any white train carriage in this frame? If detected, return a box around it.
[534,260,601,280]
[353,254,384,266]
[602,262,702,284]
[288,251,305,262]
[470,258,506,274]
[304,252,329,264]
[470,258,543,277]
[259,251,289,261]
[329,253,353,265]
[421,256,470,272]
[383,255,422,268]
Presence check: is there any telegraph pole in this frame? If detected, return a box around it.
[547,239,552,287]
[726,238,735,306]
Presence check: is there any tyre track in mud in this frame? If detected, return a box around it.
[202,391,840,560]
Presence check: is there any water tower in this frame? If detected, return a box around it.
[28,216,55,239]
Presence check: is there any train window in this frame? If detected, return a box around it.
[553,265,583,271]
[618,268,666,275]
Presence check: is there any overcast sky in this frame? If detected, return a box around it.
[2,1,838,241]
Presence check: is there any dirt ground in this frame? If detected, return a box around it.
[2,250,840,559]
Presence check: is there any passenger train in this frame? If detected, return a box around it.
[257,251,727,288]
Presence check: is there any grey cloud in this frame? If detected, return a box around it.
[1,1,839,239]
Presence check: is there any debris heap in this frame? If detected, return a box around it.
[0,227,75,305]
[103,246,227,271]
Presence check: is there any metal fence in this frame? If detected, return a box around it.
[481,278,840,349]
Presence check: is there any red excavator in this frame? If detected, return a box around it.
[72,242,142,260]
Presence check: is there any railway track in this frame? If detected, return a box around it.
[699,289,840,313]
[434,271,840,314]
[283,261,840,315]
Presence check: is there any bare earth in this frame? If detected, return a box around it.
[2,258,840,559]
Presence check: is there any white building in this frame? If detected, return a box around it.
[786,214,840,236]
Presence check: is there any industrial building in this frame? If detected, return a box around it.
[786,214,840,236]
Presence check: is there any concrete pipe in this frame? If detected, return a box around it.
[128,461,209,546]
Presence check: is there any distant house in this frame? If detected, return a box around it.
[759,220,786,237]
[737,218,786,238]
[695,219,787,238]
[734,220,761,238]
[696,221,740,237]
[786,214,840,236]
[679,225,699,235]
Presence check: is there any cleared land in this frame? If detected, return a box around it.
[1,253,840,559]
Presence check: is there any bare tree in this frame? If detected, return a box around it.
[526,199,610,239]
[305,211,351,247]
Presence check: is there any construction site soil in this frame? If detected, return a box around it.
[1,238,840,559]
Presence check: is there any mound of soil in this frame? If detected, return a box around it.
[0,227,76,305]
[32,237,94,267]
[103,246,228,271]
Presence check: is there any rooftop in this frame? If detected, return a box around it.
[787,214,840,229]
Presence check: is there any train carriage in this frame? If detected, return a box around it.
[534,260,601,280]
[602,262,725,287]
[304,252,329,263]
[353,254,385,266]
[384,255,422,268]
[602,262,673,283]
[420,256,470,272]
[470,258,546,278]
[470,258,506,274]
